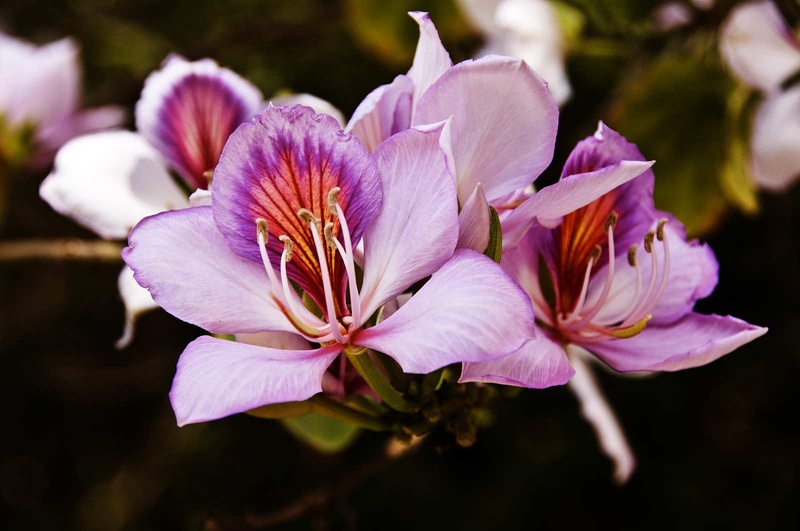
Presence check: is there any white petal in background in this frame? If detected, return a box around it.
[40,131,189,239]
[116,266,159,349]
[750,85,800,191]
[269,93,346,127]
[720,1,800,94]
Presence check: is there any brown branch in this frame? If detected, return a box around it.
[0,239,124,262]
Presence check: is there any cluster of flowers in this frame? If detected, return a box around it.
[29,12,766,480]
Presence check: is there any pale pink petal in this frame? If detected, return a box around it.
[457,183,491,252]
[356,250,535,374]
[40,131,188,239]
[568,348,636,484]
[359,123,459,320]
[502,159,654,248]
[414,55,558,204]
[115,265,159,350]
[750,85,800,191]
[587,313,767,373]
[345,75,414,152]
[460,327,573,388]
[269,93,346,127]
[123,206,303,335]
[235,332,312,350]
[35,105,125,158]
[720,0,800,94]
[406,12,453,113]
[170,336,342,426]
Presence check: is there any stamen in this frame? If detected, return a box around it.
[604,211,619,233]
[334,202,363,329]
[303,214,346,344]
[561,246,600,323]
[656,218,668,241]
[255,218,282,295]
[622,231,659,328]
[279,235,293,262]
[643,230,656,253]
[597,244,643,327]
[297,208,320,226]
[324,222,337,249]
[641,220,672,317]
[203,170,214,184]
[627,244,638,267]
[327,187,341,215]
[568,217,617,330]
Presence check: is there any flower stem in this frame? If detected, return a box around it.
[345,346,415,413]
[0,238,124,262]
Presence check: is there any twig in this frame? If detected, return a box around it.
[0,239,123,262]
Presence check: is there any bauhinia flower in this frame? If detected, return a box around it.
[462,123,767,481]
[39,55,342,347]
[0,30,122,168]
[720,0,800,190]
[457,0,572,105]
[123,105,536,426]
[346,12,559,252]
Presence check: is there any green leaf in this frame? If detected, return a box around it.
[610,50,737,236]
[281,414,361,454]
[483,207,502,264]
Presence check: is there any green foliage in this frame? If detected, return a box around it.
[610,46,758,236]
[282,413,361,453]
[484,206,502,264]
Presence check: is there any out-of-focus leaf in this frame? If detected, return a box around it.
[345,0,476,66]
[484,206,502,264]
[720,86,759,214]
[84,16,173,78]
[281,413,361,453]
[610,49,739,236]
[551,1,587,52]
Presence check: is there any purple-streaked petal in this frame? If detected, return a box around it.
[502,159,654,248]
[358,123,459,320]
[414,55,558,204]
[135,55,264,189]
[355,249,535,374]
[568,348,635,484]
[587,313,767,373]
[406,12,453,113]
[460,327,573,388]
[586,223,719,325]
[457,183,491,252]
[115,265,159,350]
[720,0,800,94]
[750,86,800,191]
[170,336,342,426]
[123,206,304,335]
[40,131,188,239]
[269,93,346,127]
[213,105,382,313]
[345,75,414,152]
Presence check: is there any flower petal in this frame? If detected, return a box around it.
[213,105,382,313]
[750,86,800,191]
[720,0,800,94]
[406,12,453,113]
[358,122,459,320]
[457,183,491,252]
[502,160,654,248]
[460,328,573,388]
[40,131,188,239]
[568,348,636,484]
[135,55,264,189]
[345,75,414,152]
[587,313,767,373]
[170,336,342,426]
[269,93,346,127]
[356,249,535,374]
[123,206,303,335]
[414,55,558,204]
[115,265,159,350]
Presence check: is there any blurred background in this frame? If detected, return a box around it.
[0,0,797,529]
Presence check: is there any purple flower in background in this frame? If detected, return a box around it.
[346,12,559,252]
[462,123,767,481]
[0,30,122,167]
[123,105,536,426]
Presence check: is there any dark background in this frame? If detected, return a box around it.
[1,0,797,529]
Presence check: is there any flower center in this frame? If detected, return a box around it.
[254,187,362,344]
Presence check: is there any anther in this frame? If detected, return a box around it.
[627,244,639,267]
[279,235,293,262]
[589,245,602,263]
[644,230,656,253]
[324,222,336,248]
[203,170,214,184]
[327,187,341,215]
[256,218,269,241]
[656,218,668,241]
[297,208,320,226]
[604,211,619,234]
